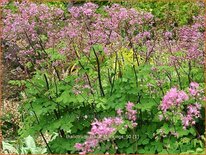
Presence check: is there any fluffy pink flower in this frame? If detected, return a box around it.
[176,91,189,104]
[187,103,201,117]
[116,109,123,116]
[83,9,93,16]
[114,117,123,125]
[165,31,172,39]
[181,103,201,129]
[126,101,137,122]
[178,25,203,61]
[69,7,81,18]
[126,101,134,110]
[190,82,199,88]
[74,100,138,154]
[161,88,188,112]
[75,117,123,154]
[189,82,199,96]
[75,143,83,150]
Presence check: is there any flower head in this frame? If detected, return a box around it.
[189,82,200,96]
[161,88,188,112]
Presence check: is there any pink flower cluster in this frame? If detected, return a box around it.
[68,3,154,55]
[3,1,64,42]
[189,82,200,97]
[160,82,203,129]
[74,117,123,154]
[116,101,138,127]
[89,117,123,138]
[164,31,173,39]
[69,2,98,18]
[75,101,138,154]
[178,23,203,61]
[125,101,137,127]
[181,103,201,129]
[3,1,204,75]
[2,0,65,68]
[3,1,156,70]
[160,88,189,112]
[160,15,204,67]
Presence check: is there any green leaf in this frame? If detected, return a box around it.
[119,128,127,134]
[178,128,189,137]
[142,138,149,145]
[181,137,190,143]
[189,127,196,136]
[126,145,134,154]
[116,139,130,149]
[157,143,163,152]
[159,149,169,154]
[162,123,170,134]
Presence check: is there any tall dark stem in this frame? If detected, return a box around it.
[188,61,192,84]
[43,74,66,138]
[92,47,105,97]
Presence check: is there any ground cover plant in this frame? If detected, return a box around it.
[1,0,205,154]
